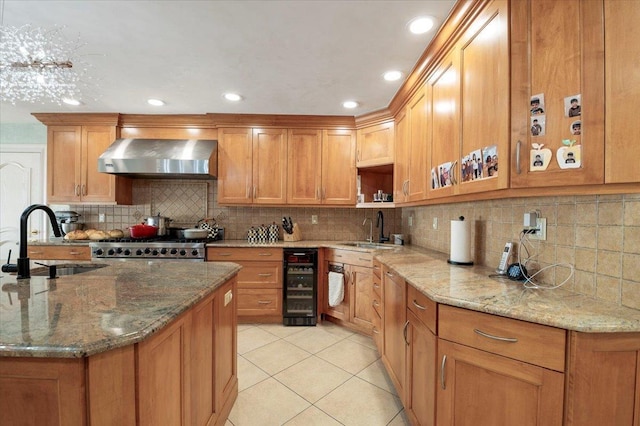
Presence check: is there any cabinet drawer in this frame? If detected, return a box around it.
[372,259,382,279]
[407,285,436,334]
[325,249,372,267]
[371,307,383,349]
[207,247,283,262]
[372,292,383,319]
[236,262,281,288]
[28,245,91,260]
[439,305,566,372]
[237,289,282,316]
[372,269,382,299]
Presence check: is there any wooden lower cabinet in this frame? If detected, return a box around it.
[406,310,437,426]
[381,265,407,402]
[323,249,374,334]
[207,247,283,322]
[437,339,564,426]
[565,331,640,426]
[0,277,238,426]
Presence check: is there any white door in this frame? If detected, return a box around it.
[0,145,45,266]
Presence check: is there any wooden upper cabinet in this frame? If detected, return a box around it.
[252,128,287,204]
[394,108,410,203]
[510,0,605,188]
[287,129,323,204]
[47,125,132,204]
[217,127,287,205]
[458,0,509,195]
[394,87,427,204]
[217,127,253,204]
[356,122,394,167]
[321,129,356,205]
[604,0,640,184]
[426,50,460,200]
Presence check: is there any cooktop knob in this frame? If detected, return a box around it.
[123,249,131,256]
[160,248,168,255]
[116,247,123,254]
[179,249,187,256]
[170,248,178,255]
[94,248,104,256]
[107,249,115,256]
[152,249,159,256]
[136,249,143,256]
[144,248,151,254]
[191,249,199,256]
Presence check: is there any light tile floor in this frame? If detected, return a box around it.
[227,322,410,426]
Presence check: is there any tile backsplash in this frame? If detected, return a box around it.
[57,181,639,310]
[403,194,640,310]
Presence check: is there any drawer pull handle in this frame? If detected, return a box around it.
[216,253,232,256]
[358,257,370,262]
[69,251,82,255]
[257,300,272,305]
[372,327,380,335]
[372,300,380,307]
[441,355,447,390]
[258,273,273,277]
[412,300,427,311]
[373,265,380,269]
[474,328,518,343]
[29,251,43,254]
[516,140,522,175]
[258,253,272,256]
[373,283,380,289]
[385,272,395,278]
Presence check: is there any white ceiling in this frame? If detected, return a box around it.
[0,0,456,124]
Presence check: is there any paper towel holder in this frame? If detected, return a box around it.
[447,216,474,266]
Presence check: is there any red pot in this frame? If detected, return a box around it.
[129,223,158,239]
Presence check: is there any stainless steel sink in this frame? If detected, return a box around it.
[340,242,396,250]
[30,264,108,277]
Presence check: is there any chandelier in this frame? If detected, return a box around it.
[0,23,92,105]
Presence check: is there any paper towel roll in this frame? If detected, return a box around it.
[449,217,473,265]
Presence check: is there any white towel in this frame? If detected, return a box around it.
[328,271,344,307]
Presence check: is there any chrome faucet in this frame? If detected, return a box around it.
[376,210,389,243]
[363,218,373,243]
[6,204,62,279]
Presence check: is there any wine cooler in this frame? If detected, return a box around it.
[283,249,318,326]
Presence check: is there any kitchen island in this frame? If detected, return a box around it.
[0,260,241,426]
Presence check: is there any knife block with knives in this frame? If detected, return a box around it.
[283,223,302,242]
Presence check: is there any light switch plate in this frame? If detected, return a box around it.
[311,215,318,225]
[432,217,438,229]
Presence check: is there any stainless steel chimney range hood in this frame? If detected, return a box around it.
[98,138,217,179]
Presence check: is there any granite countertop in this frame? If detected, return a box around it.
[22,239,640,334]
[0,261,241,358]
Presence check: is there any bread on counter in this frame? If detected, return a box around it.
[108,229,124,238]
[64,230,89,240]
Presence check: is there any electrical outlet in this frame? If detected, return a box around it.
[408,216,413,227]
[529,218,547,240]
[98,213,106,223]
[432,217,438,229]
[311,215,318,225]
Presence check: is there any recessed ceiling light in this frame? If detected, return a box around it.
[383,70,403,82]
[62,98,82,106]
[223,93,242,101]
[343,101,359,109]
[408,16,435,34]
[147,99,165,106]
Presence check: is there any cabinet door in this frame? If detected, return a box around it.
[604,0,640,183]
[215,278,237,417]
[437,339,564,426]
[190,294,216,425]
[324,262,350,322]
[81,125,121,203]
[356,122,394,167]
[47,126,82,203]
[510,0,605,188]
[322,129,356,205]
[408,88,428,201]
[565,332,640,426]
[427,50,460,199]
[382,267,406,401]
[349,264,373,331]
[458,0,509,195]
[394,109,409,203]
[252,128,287,204]
[287,129,322,204]
[217,128,253,204]
[406,311,437,426]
